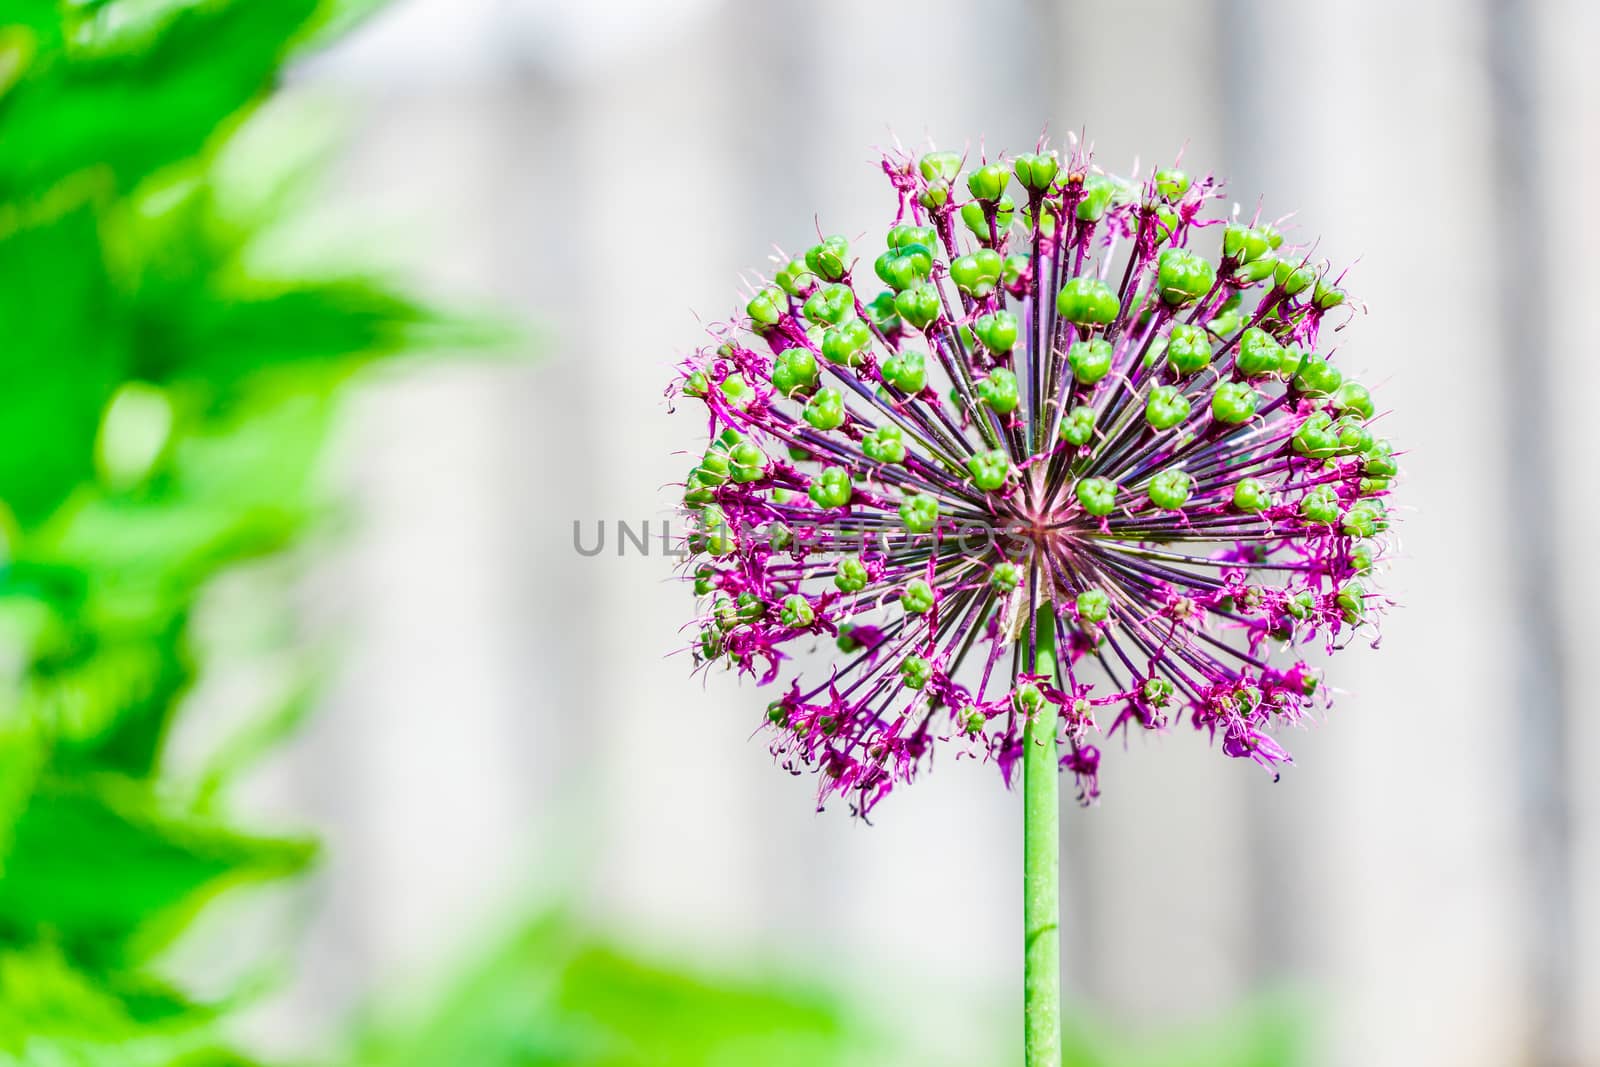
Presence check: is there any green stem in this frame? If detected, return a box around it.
[1023,603,1061,1064]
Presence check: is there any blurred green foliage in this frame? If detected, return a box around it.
[346,913,1309,1067]
[0,1,432,1063]
[1059,999,1309,1067]
[351,915,889,1067]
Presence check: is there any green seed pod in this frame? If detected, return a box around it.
[835,555,869,592]
[957,704,987,736]
[1076,588,1111,623]
[747,286,785,327]
[1059,405,1097,446]
[1234,327,1283,378]
[1154,168,1190,202]
[780,594,815,628]
[684,370,709,398]
[1222,224,1272,264]
[1331,380,1375,420]
[719,374,753,410]
[805,235,851,281]
[974,310,1019,352]
[919,151,961,183]
[1211,381,1259,424]
[966,448,1013,491]
[1013,151,1061,193]
[1234,255,1279,285]
[967,163,1010,202]
[700,505,734,557]
[1283,590,1316,621]
[1292,411,1340,459]
[862,424,907,464]
[737,592,767,621]
[776,258,817,297]
[809,465,853,509]
[894,283,942,330]
[803,388,847,431]
[683,482,715,509]
[699,447,731,482]
[1292,353,1343,396]
[990,561,1023,592]
[1156,248,1217,306]
[1076,175,1116,221]
[865,290,902,334]
[900,654,933,690]
[1341,500,1382,538]
[950,249,1004,298]
[1152,204,1181,245]
[1299,485,1340,525]
[1363,440,1398,478]
[1013,683,1045,714]
[875,244,934,291]
[1057,276,1120,326]
[1068,338,1114,384]
[881,349,928,394]
[1233,477,1272,513]
[889,224,938,251]
[1273,257,1317,296]
[1165,324,1213,374]
[728,440,767,482]
[1145,385,1192,431]
[898,492,940,534]
[902,578,935,614]
[803,282,856,326]
[1075,476,1117,517]
[1313,277,1346,309]
[771,347,820,398]
[1335,417,1373,455]
[1336,582,1365,624]
[821,316,872,367]
[977,368,1020,414]
[961,195,1016,239]
[692,566,715,596]
[1147,468,1193,510]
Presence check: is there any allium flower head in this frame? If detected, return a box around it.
[671,136,1396,816]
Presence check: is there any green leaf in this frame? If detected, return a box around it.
[0,772,314,964]
[0,0,324,200]
[0,943,256,1067]
[354,914,880,1067]
[0,202,125,526]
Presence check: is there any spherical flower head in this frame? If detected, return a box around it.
[670,135,1397,816]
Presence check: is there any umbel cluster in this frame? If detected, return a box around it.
[670,139,1395,815]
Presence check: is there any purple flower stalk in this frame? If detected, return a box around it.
[671,138,1395,820]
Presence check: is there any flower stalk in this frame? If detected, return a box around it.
[1023,600,1061,1065]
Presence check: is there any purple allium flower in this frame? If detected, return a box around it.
[670,138,1395,817]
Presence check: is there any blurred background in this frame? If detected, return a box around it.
[2,1,1597,1066]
